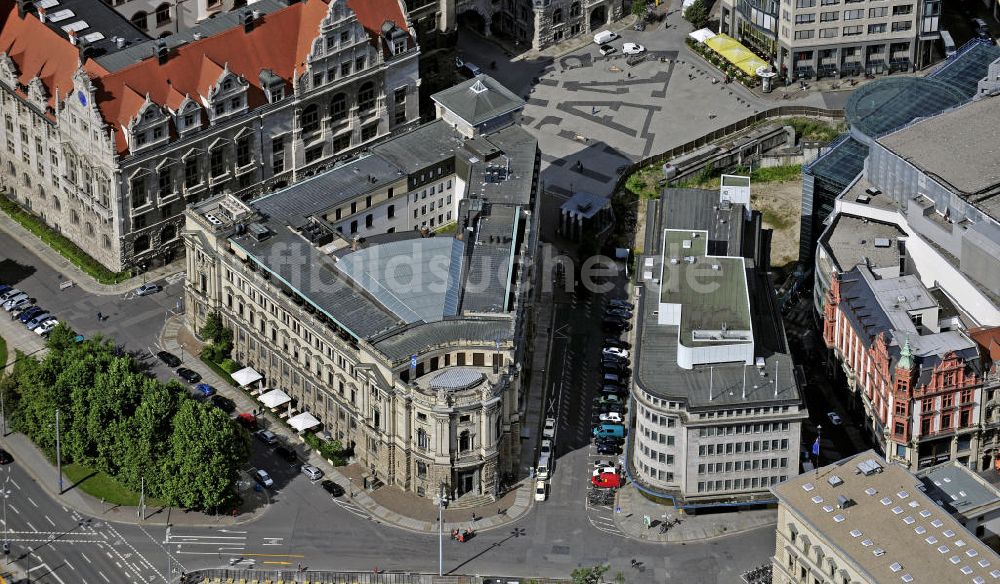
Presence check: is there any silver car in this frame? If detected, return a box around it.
[3,293,29,311]
[301,464,323,480]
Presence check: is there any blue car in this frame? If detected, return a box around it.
[0,285,10,296]
[26,312,51,330]
[17,306,44,324]
[195,383,216,397]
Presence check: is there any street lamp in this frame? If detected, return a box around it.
[2,467,11,561]
[436,484,448,577]
[52,408,63,494]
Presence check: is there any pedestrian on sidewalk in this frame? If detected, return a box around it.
[97,311,103,321]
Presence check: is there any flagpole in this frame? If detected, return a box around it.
[815,425,822,474]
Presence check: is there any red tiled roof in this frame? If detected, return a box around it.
[1,0,410,154]
[971,327,1000,364]
[0,2,109,111]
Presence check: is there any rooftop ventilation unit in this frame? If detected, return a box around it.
[837,495,854,509]
[865,187,882,196]
[828,475,844,488]
[204,213,223,226]
[874,238,891,248]
[248,222,270,243]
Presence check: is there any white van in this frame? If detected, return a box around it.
[940,30,956,58]
[536,454,552,480]
[593,30,618,45]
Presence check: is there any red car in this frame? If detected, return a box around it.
[236,413,258,430]
[591,471,622,489]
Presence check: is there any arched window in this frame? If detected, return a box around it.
[330,93,348,121]
[155,3,171,26]
[357,82,376,112]
[22,173,30,187]
[300,104,319,133]
[417,428,429,450]
[131,11,149,31]
[459,430,471,452]
[102,234,111,249]
[161,224,176,242]
[86,222,94,236]
[134,234,150,252]
[553,8,563,23]
[71,210,79,225]
[570,2,581,17]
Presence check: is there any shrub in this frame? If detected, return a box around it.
[220,359,241,374]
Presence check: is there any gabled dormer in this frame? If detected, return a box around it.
[259,69,286,103]
[0,54,17,89]
[380,20,411,58]
[26,76,47,110]
[203,64,249,124]
[174,96,203,136]
[126,96,169,153]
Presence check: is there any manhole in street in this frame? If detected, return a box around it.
[552,545,570,555]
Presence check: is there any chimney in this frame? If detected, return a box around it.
[155,39,168,65]
[115,36,126,49]
[38,6,46,23]
[351,237,359,251]
[243,10,256,33]
[68,29,78,46]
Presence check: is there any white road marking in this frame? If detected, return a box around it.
[99,570,110,583]
[9,504,19,515]
[65,559,76,571]
[81,552,92,564]
[10,478,19,490]
[27,496,38,508]
[45,514,55,526]
[26,521,37,532]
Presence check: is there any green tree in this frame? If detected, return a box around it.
[684,0,709,29]
[631,0,647,17]
[115,380,182,494]
[163,400,250,510]
[199,311,223,342]
[572,565,610,584]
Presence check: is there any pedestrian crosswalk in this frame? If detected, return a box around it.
[333,497,370,520]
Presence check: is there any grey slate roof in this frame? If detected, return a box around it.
[38,0,150,62]
[371,318,513,363]
[372,120,464,174]
[231,226,403,340]
[251,155,405,229]
[432,75,525,127]
[93,0,288,71]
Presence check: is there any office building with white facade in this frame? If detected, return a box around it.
[628,185,806,507]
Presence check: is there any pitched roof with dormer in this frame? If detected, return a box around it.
[0,0,410,154]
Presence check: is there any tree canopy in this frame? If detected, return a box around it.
[7,324,250,510]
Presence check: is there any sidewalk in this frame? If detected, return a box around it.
[0,209,181,296]
[612,484,777,542]
[163,315,538,534]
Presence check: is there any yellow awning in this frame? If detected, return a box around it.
[704,34,768,77]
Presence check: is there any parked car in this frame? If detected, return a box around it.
[0,285,10,297]
[599,44,616,56]
[211,395,236,413]
[301,464,324,480]
[603,337,629,349]
[34,319,58,336]
[605,308,632,320]
[157,351,181,367]
[542,418,556,439]
[0,288,21,302]
[176,368,201,384]
[237,413,259,430]
[254,469,274,488]
[135,283,163,296]
[599,412,623,423]
[597,394,622,404]
[4,294,30,311]
[622,43,646,55]
[600,385,626,396]
[321,479,345,497]
[827,411,843,425]
[254,429,278,445]
[0,449,12,464]
[603,347,630,360]
[540,439,553,456]
[275,446,298,463]
[17,306,44,323]
[608,299,634,310]
[593,466,618,477]
[592,471,623,489]
[25,312,51,330]
[596,440,620,455]
[534,480,548,501]
[195,383,216,397]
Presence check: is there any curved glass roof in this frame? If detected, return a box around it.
[844,77,968,138]
[430,368,486,391]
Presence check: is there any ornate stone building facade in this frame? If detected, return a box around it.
[183,75,540,501]
[0,0,419,273]
[456,0,621,51]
